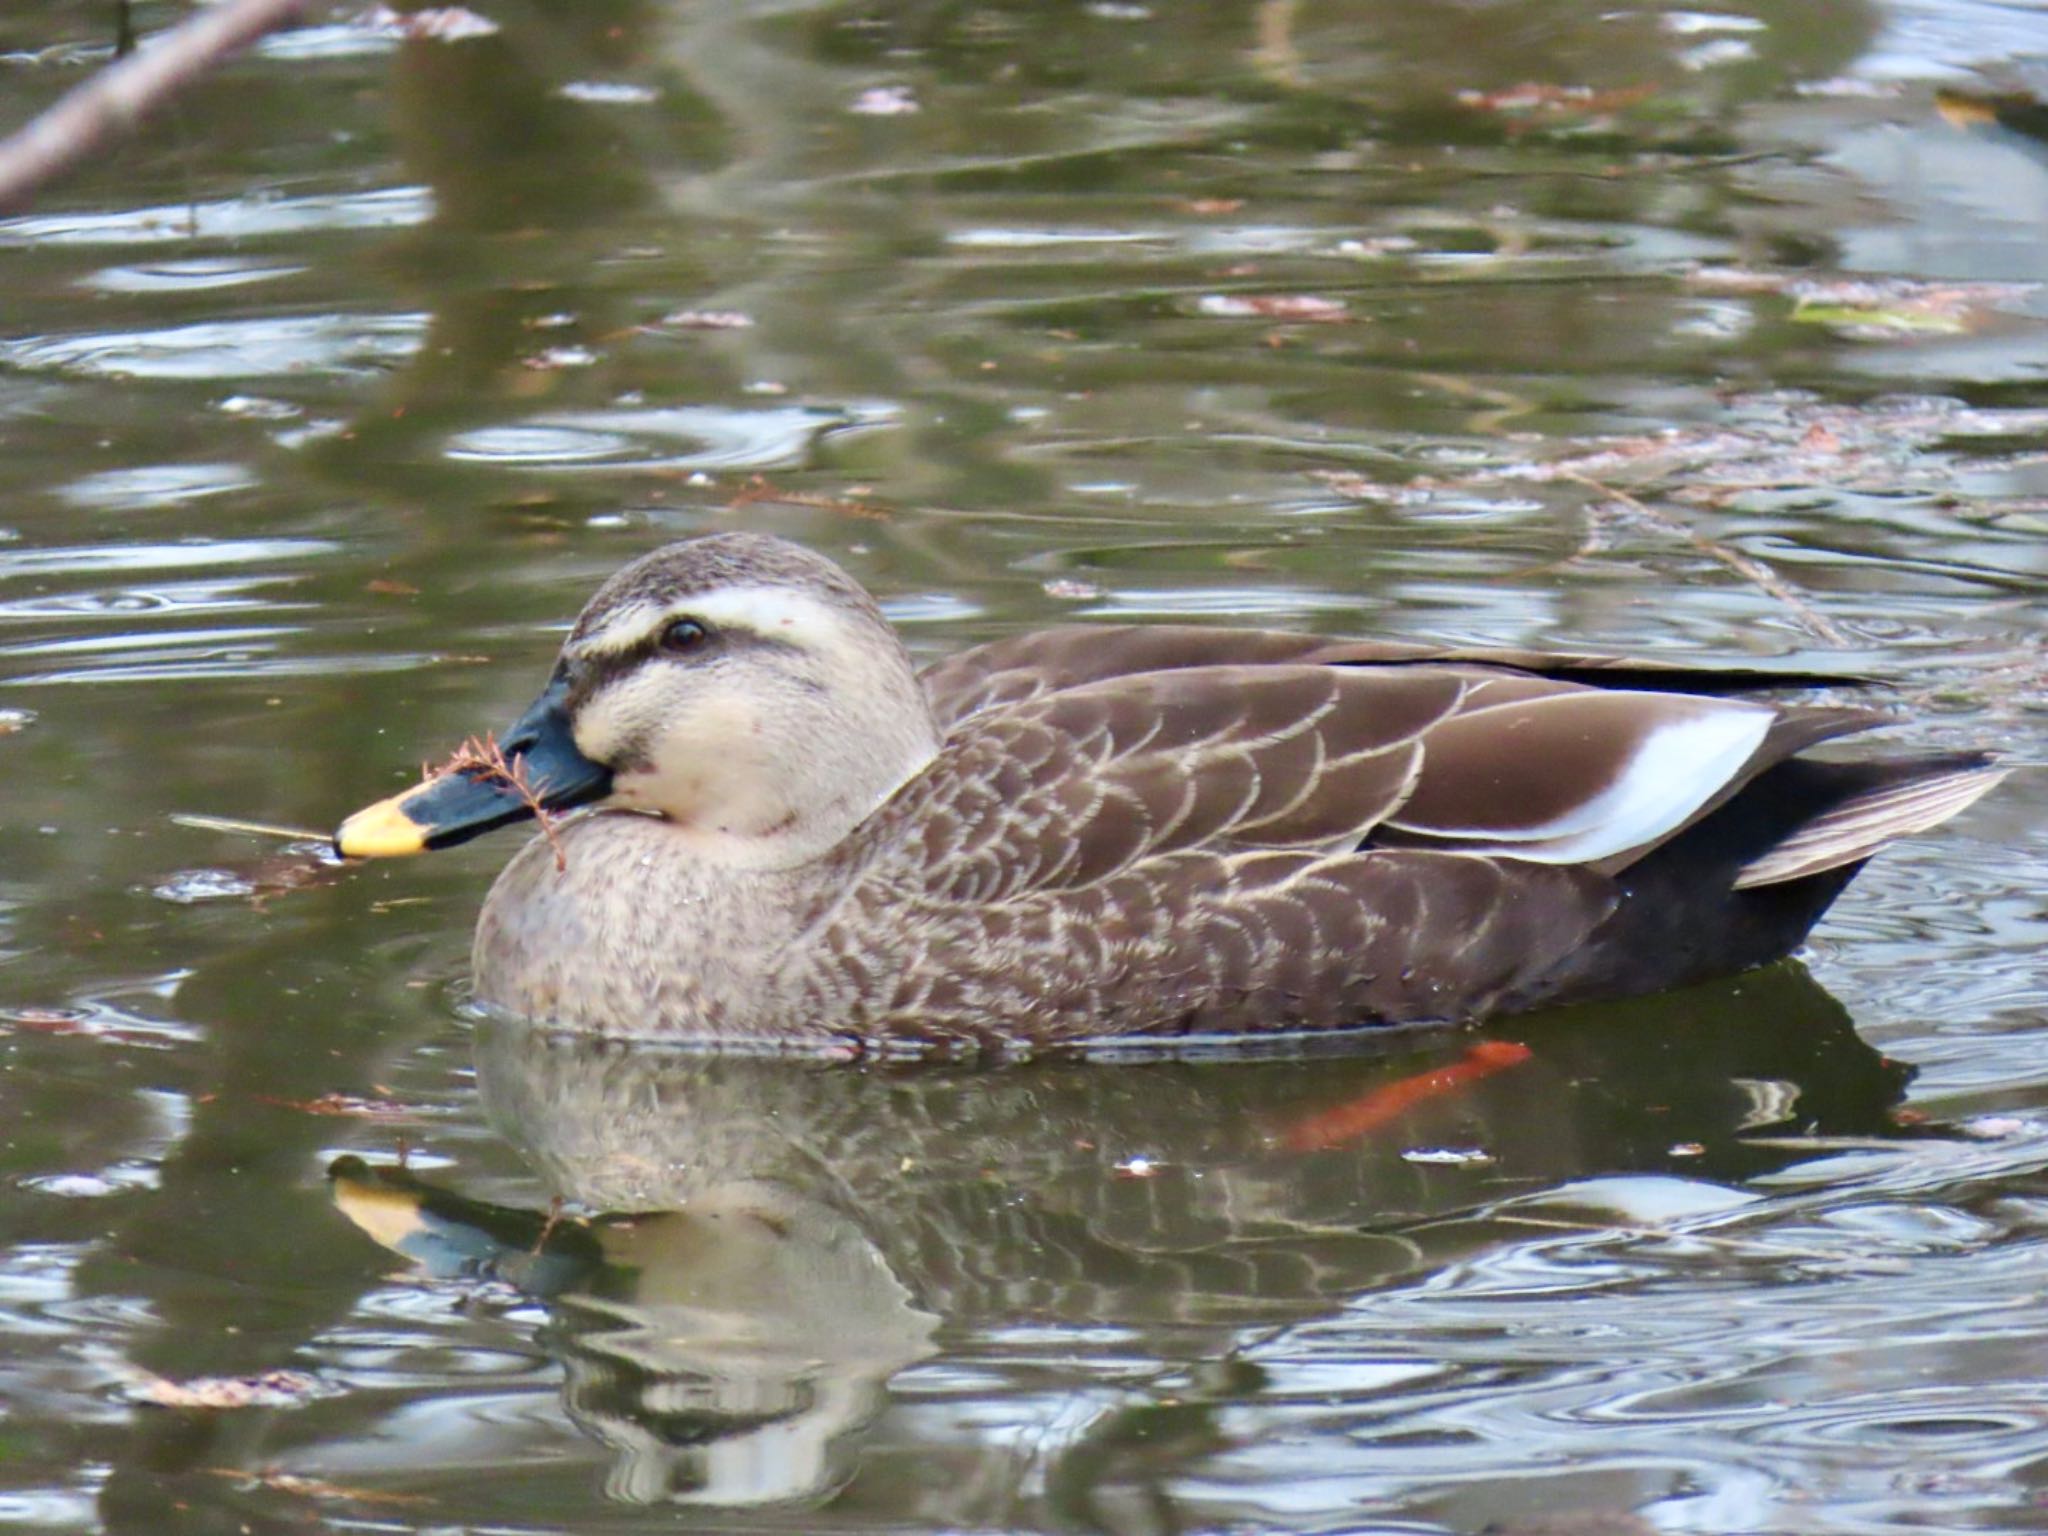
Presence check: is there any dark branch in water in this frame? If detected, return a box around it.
[0,0,309,214]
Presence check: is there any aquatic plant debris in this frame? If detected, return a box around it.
[1455,81,1657,123]
[1196,294,1350,322]
[433,731,567,871]
[658,309,754,330]
[1686,268,2037,340]
[725,474,892,521]
[356,5,499,42]
[126,1368,331,1410]
[255,1091,422,1119]
[205,1468,432,1508]
[1308,390,2048,652]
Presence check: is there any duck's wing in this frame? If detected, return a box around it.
[860,662,1878,905]
[920,624,1855,729]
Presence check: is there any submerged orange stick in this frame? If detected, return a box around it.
[1278,1039,1533,1153]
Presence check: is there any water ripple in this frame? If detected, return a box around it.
[0,186,434,247]
[444,400,899,473]
[1,314,428,381]
[0,538,335,582]
[56,463,259,511]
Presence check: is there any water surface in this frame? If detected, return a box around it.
[2,2,2047,1532]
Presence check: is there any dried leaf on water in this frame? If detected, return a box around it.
[206,1467,431,1507]
[256,1092,422,1120]
[357,5,500,42]
[127,1369,329,1410]
[1196,294,1350,322]
[1685,267,2037,340]
[725,474,892,521]
[1455,82,1656,119]
[657,309,755,330]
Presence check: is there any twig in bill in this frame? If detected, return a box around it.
[433,732,568,872]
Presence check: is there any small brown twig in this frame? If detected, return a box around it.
[0,0,311,215]
[532,1194,567,1255]
[432,731,567,872]
[725,474,893,521]
[1558,471,1852,648]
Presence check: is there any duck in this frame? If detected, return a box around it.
[334,532,2004,1051]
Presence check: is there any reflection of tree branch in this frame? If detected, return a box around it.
[1560,471,1852,648]
[0,0,308,213]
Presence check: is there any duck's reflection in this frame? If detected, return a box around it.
[330,963,1914,1508]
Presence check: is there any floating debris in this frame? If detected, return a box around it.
[658,309,754,331]
[356,5,499,42]
[151,868,258,905]
[1400,1146,1495,1166]
[523,345,597,370]
[205,1467,432,1508]
[1042,577,1103,600]
[214,393,302,420]
[255,1092,423,1120]
[1684,268,2036,340]
[1960,1116,2032,1140]
[849,85,920,116]
[169,814,328,841]
[1196,293,1349,322]
[1455,82,1655,119]
[126,1368,331,1411]
[557,81,657,105]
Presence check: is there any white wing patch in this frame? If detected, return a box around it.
[1404,697,1776,865]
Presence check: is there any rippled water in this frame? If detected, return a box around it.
[2,2,2046,1532]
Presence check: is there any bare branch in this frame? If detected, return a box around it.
[0,0,311,215]
[1558,471,1852,648]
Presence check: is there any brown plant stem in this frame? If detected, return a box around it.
[435,731,568,872]
[1560,471,1851,648]
[0,0,310,214]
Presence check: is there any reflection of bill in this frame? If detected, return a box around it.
[329,964,1913,1508]
[330,1159,936,1505]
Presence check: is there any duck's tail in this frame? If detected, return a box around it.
[1731,753,2007,888]
[1522,749,2004,1010]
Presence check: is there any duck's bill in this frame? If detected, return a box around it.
[333,674,612,859]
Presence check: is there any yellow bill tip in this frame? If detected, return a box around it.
[334,789,432,859]
[329,1172,429,1253]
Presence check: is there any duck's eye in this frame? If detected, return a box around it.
[660,617,709,653]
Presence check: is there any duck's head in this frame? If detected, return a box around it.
[335,533,941,869]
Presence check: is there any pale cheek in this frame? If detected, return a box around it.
[613,763,706,814]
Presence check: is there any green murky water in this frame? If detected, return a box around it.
[2,1,2047,1530]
